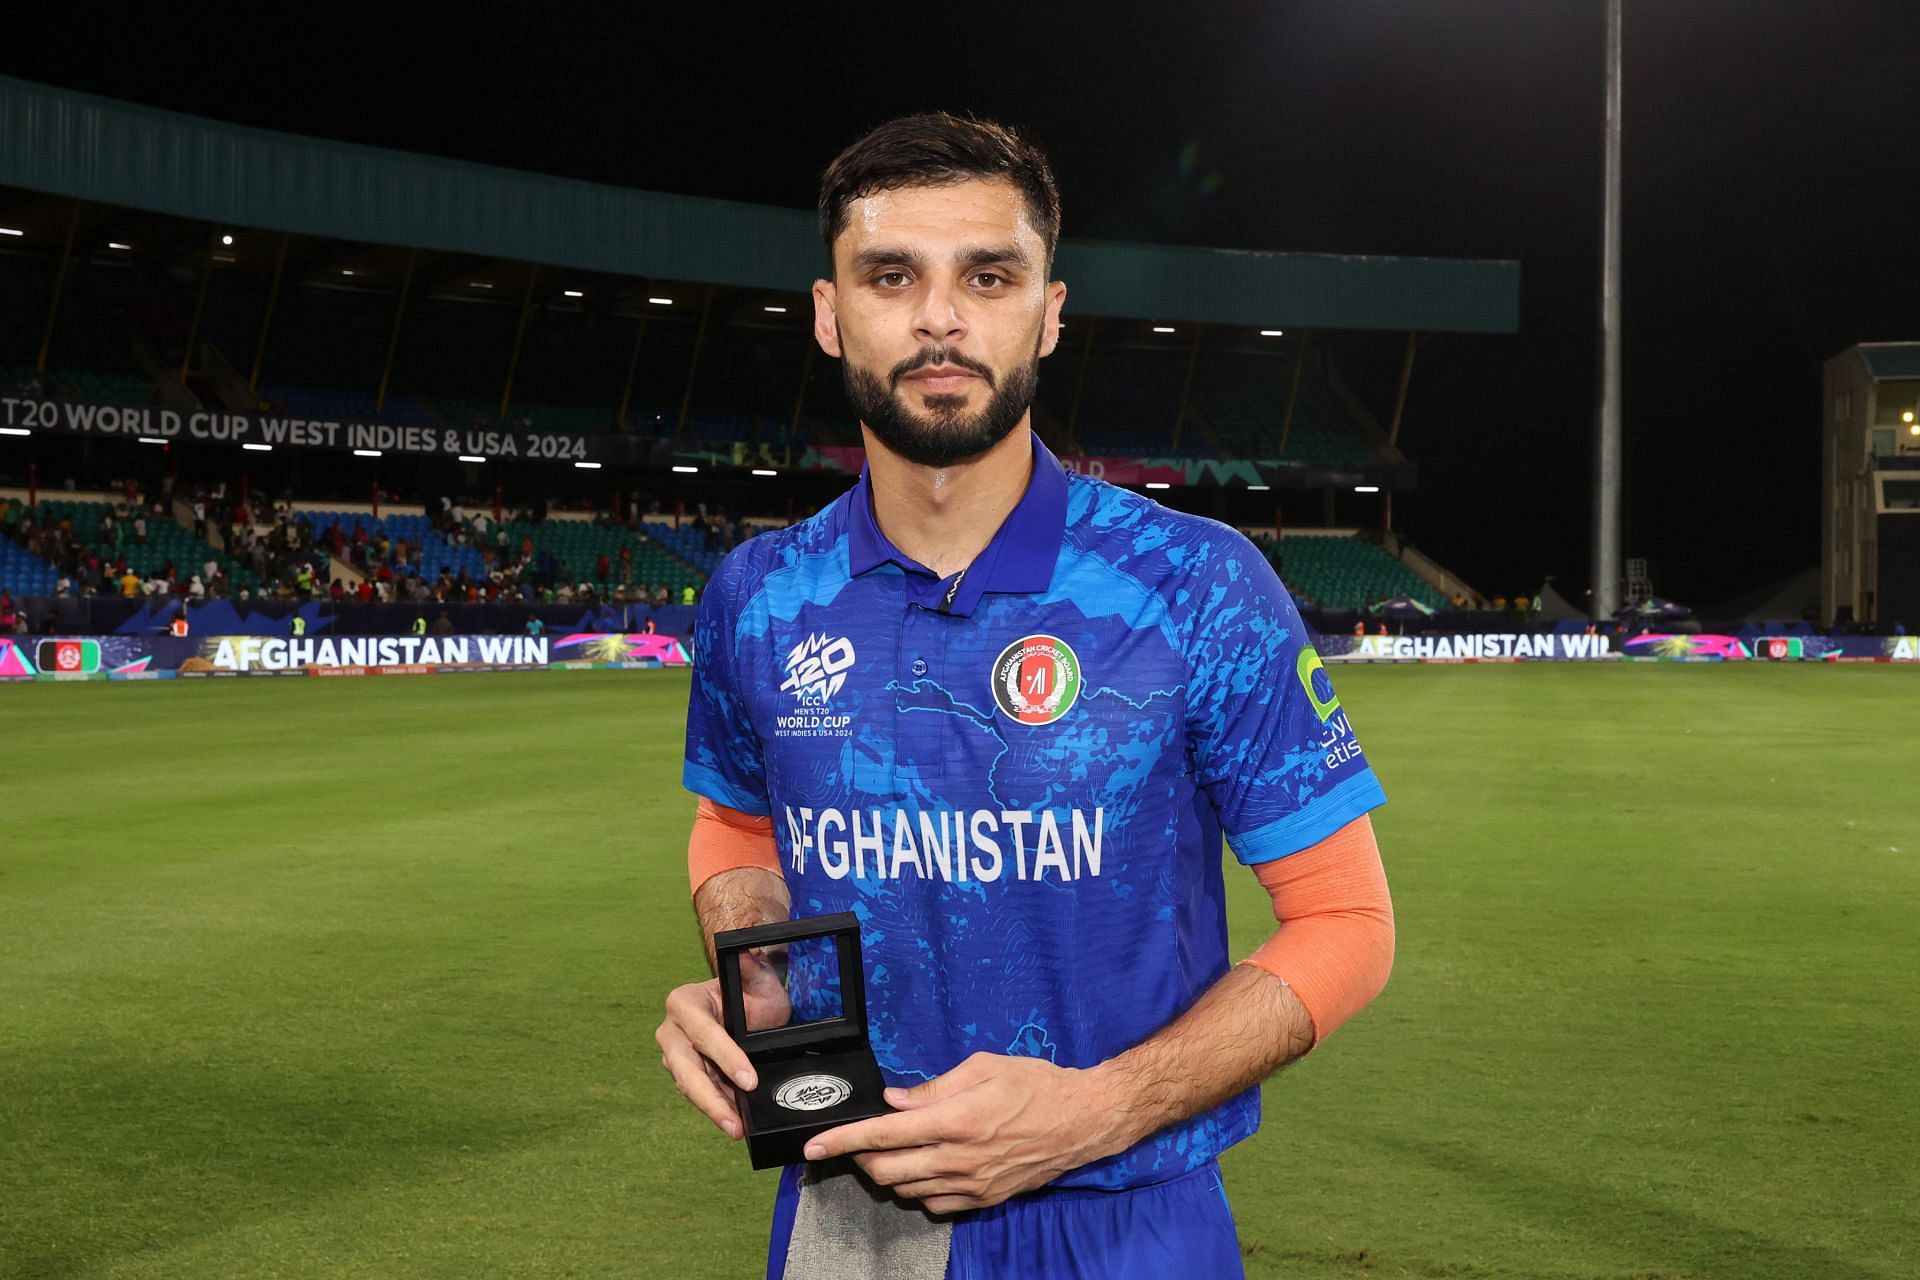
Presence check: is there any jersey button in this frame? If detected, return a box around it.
[911,658,928,676]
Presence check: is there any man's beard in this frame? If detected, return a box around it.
[843,340,1040,468]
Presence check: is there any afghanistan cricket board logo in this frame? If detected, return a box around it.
[991,635,1082,725]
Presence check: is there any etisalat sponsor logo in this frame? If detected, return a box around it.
[776,632,857,738]
[783,804,1107,884]
[1297,645,1367,772]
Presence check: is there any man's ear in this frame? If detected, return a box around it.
[812,278,842,358]
[1039,279,1068,359]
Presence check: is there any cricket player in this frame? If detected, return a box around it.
[657,112,1396,1279]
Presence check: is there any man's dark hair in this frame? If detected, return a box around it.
[818,112,1061,275]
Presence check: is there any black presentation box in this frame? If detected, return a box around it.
[714,912,893,1170]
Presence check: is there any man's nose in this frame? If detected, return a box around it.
[911,278,966,345]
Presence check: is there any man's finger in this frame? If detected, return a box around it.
[890,1176,985,1207]
[667,997,757,1090]
[882,1053,993,1110]
[851,1145,956,1188]
[659,1032,745,1138]
[804,1106,949,1160]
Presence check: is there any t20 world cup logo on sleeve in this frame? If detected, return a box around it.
[780,633,857,706]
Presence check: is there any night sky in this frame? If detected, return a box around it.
[7,2,1919,606]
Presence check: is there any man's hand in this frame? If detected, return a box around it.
[654,965,790,1141]
[656,978,756,1140]
[659,862,791,1140]
[802,1053,1120,1215]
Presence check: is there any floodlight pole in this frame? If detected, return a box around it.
[1590,0,1624,620]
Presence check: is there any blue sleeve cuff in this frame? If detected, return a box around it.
[682,760,771,817]
[1226,769,1387,865]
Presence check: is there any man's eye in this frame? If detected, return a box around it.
[973,272,1005,288]
[877,271,909,288]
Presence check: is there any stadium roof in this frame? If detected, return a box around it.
[1854,343,1920,380]
[0,75,1519,336]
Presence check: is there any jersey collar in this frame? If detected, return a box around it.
[846,430,1069,617]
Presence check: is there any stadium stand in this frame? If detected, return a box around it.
[293,509,486,582]
[1259,533,1449,611]
[487,518,706,596]
[31,498,259,592]
[258,386,432,424]
[4,365,157,406]
[0,527,59,596]
[640,520,725,576]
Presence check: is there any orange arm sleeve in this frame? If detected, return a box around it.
[688,797,782,897]
[1240,812,1395,1049]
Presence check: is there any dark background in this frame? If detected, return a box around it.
[7,2,1918,605]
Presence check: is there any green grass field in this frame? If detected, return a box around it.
[2,665,1915,1279]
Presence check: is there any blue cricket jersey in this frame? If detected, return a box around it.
[683,432,1386,1190]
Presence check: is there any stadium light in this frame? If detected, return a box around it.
[0,227,23,237]
[340,269,355,276]
[221,234,234,246]
[672,465,699,474]
[1247,484,1270,491]
[0,426,31,436]
[763,305,787,313]
[352,448,382,457]
[138,437,167,445]
[242,442,272,452]
[1145,482,1171,490]
[458,454,486,463]
[212,254,236,263]
[649,296,673,305]
[1259,329,1284,337]
[1910,424,1920,437]
[563,289,584,298]
[1354,485,1381,494]
[752,468,779,477]
[1151,326,1176,334]
[574,461,603,469]
[469,281,493,289]
[107,242,130,250]
[1904,410,1915,423]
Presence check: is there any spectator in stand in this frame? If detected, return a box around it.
[596,551,611,583]
[133,513,148,545]
[526,615,544,637]
[188,574,206,601]
[192,499,206,541]
[329,579,346,604]
[432,610,454,636]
